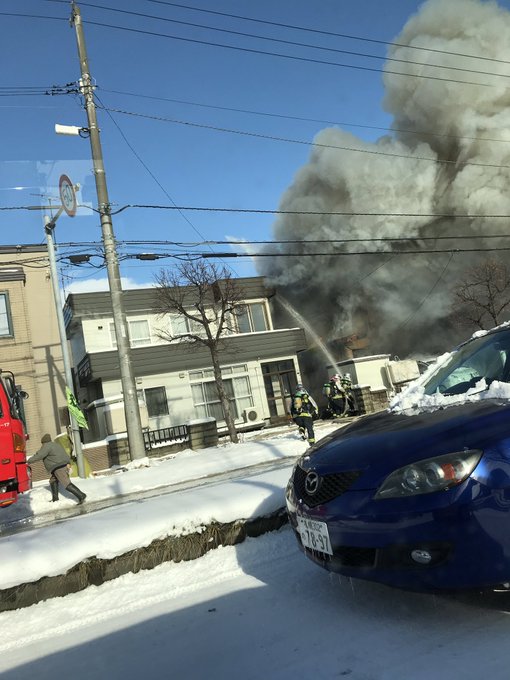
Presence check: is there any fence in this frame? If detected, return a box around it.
[143,424,190,451]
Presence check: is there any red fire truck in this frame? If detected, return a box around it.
[0,371,31,507]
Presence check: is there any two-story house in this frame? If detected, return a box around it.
[64,277,308,445]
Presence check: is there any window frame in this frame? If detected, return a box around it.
[110,319,152,349]
[235,302,268,334]
[0,292,14,338]
[143,386,169,418]
[189,364,254,421]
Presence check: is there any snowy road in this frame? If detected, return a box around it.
[2,526,510,679]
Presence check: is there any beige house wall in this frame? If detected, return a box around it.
[0,248,67,464]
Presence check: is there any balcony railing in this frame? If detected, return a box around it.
[77,355,92,387]
[143,424,189,451]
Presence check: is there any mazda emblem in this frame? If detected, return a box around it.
[305,471,320,495]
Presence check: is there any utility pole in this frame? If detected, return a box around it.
[44,214,86,478]
[70,2,146,460]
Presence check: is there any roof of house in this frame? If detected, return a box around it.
[64,276,275,324]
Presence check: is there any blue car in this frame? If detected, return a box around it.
[286,325,510,591]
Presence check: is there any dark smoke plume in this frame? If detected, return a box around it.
[258,0,510,359]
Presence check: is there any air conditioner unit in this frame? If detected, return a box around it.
[243,407,259,423]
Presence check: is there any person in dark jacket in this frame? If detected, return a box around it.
[323,374,356,417]
[290,384,318,444]
[28,434,86,504]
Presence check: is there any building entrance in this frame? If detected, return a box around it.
[261,360,298,423]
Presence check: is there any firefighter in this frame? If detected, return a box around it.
[290,384,318,444]
[340,373,357,415]
[323,374,348,418]
[340,373,352,392]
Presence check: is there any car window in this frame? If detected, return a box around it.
[423,330,510,396]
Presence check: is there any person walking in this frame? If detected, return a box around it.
[290,384,318,444]
[27,433,87,504]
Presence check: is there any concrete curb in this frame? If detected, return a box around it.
[0,509,289,612]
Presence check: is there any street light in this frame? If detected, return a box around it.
[54,124,90,138]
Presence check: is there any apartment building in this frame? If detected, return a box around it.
[0,245,67,457]
[64,277,308,441]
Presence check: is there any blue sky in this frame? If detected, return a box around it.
[3,0,510,292]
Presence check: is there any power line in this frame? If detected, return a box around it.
[95,104,510,170]
[49,233,510,248]
[5,202,510,220]
[42,1,510,83]
[94,93,208,240]
[0,11,67,22]
[115,246,510,258]
[43,0,510,70]
[107,205,510,218]
[116,234,510,244]
[397,253,455,329]
[100,87,510,146]
[70,19,496,89]
[95,93,239,275]
[0,83,77,97]
[11,6,509,89]
[145,0,510,67]
[53,241,510,256]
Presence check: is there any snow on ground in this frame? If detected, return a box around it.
[2,420,510,678]
[2,526,510,679]
[0,421,341,589]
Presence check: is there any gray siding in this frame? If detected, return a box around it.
[65,276,274,326]
[85,328,307,381]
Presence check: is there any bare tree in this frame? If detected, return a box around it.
[452,258,510,330]
[152,260,247,443]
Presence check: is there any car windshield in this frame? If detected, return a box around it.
[423,328,510,396]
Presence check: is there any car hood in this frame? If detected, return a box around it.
[302,399,510,488]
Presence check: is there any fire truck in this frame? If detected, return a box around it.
[0,371,31,507]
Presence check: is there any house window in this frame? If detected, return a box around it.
[170,314,203,338]
[110,320,151,348]
[190,365,254,421]
[235,303,268,334]
[0,293,13,337]
[232,375,254,413]
[144,386,169,417]
[170,314,188,336]
[129,320,151,347]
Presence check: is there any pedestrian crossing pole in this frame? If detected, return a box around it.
[69,2,146,461]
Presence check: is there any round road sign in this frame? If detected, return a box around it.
[59,174,77,217]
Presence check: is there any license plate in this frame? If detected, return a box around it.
[297,515,333,555]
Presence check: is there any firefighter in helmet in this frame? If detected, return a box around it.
[323,374,348,417]
[290,383,318,444]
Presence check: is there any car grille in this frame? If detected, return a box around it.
[293,465,361,507]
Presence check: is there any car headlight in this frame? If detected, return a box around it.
[375,449,482,499]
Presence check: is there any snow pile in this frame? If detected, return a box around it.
[390,378,510,415]
[0,422,342,590]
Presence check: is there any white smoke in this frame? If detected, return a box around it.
[259,0,510,357]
